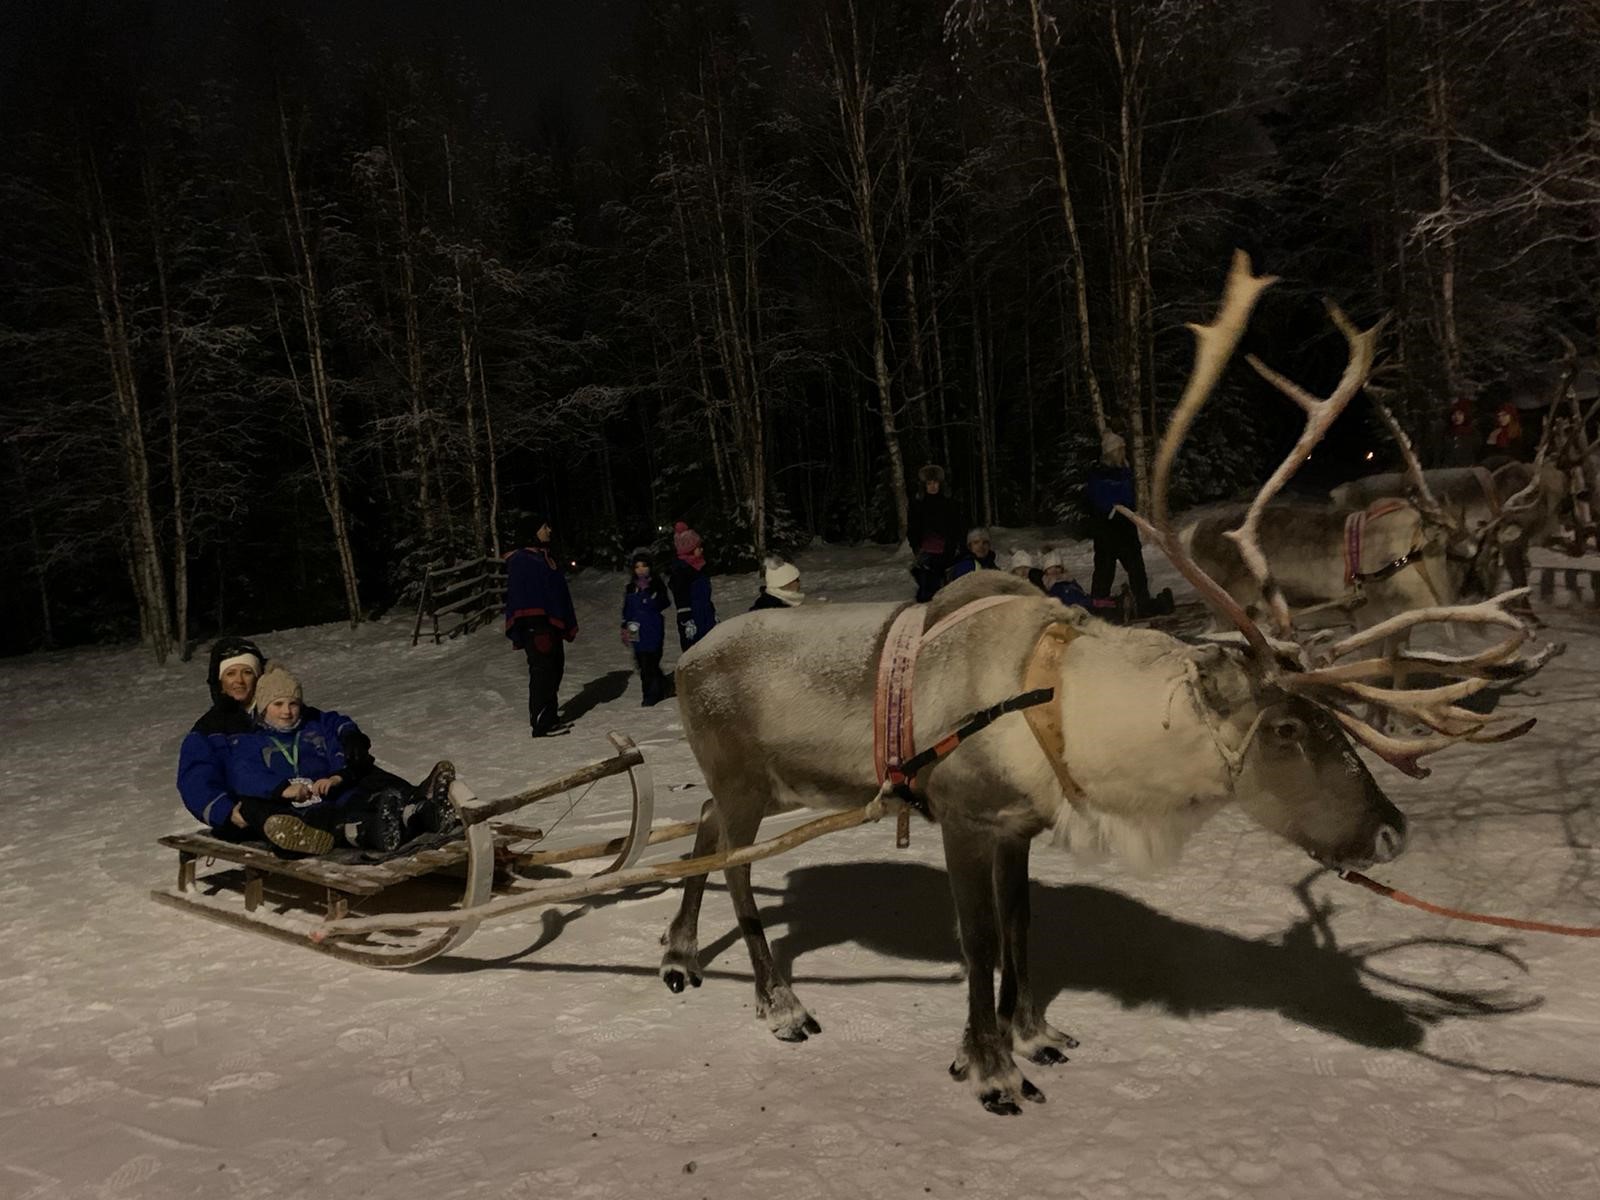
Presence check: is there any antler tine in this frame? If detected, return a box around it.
[1330,710,1464,779]
[1368,395,1453,531]
[1223,304,1388,637]
[1319,588,1533,662]
[1151,250,1279,526]
[1127,250,1282,667]
[1287,673,1497,712]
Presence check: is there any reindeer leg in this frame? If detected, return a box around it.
[718,805,822,1042]
[942,822,1043,1114]
[994,835,1078,1066]
[659,798,720,993]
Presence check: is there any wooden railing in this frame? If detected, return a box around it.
[411,556,506,646]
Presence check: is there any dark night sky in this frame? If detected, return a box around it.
[0,0,790,142]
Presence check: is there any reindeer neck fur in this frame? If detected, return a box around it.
[1048,626,1260,872]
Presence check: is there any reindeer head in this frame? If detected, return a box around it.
[1121,252,1554,868]
[1183,642,1405,870]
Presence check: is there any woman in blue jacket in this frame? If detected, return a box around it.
[621,549,672,706]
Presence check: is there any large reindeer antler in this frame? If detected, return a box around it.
[1115,251,1283,667]
[1229,306,1388,636]
[1130,252,1555,779]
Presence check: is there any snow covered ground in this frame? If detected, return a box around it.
[3,534,1598,1200]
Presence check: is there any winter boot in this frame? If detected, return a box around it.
[408,761,463,837]
[262,814,336,857]
[353,792,407,854]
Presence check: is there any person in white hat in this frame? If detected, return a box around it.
[1039,547,1091,612]
[945,527,997,584]
[1006,548,1045,591]
[750,557,805,610]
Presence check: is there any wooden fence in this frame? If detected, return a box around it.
[411,556,506,646]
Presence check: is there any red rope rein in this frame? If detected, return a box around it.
[1338,870,1600,938]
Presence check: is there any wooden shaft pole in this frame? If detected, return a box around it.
[457,749,644,826]
[316,802,885,939]
[503,819,700,867]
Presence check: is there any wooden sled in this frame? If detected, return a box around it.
[151,732,659,968]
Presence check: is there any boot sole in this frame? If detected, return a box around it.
[263,815,336,856]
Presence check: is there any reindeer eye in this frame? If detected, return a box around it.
[1273,719,1306,742]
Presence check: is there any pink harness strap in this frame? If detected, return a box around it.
[1344,499,1408,585]
[874,606,924,786]
[873,594,1031,787]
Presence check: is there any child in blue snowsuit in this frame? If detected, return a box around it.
[621,549,671,706]
[222,665,455,855]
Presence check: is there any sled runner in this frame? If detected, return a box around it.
[151,732,660,967]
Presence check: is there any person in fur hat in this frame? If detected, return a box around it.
[504,515,580,737]
[667,521,718,651]
[907,464,964,602]
[621,548,672,706]
[945,527,998,584]
[219,664,459,856]
[1085,431,1171,619]
[750,556,805,610]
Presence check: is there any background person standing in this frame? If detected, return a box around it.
[505,516,580,736]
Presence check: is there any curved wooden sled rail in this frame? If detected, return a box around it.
[152,731,659,968]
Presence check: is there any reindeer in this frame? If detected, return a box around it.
[658,253,1548,1115]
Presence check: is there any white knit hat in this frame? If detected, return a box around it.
[1040,548,1065,571]
[1006,549,1034,572]
[764,558,801,591]
[217,651,262,679]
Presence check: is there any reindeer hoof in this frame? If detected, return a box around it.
[949,1059,970,1081]
[1021,1078,1046,1103]
[661,966,701,994]
[771,1013,822,1042]
[1029,1046,1070,1066]
[979,1089,1023,1116]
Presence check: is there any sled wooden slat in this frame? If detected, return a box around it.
[155,833,485,894]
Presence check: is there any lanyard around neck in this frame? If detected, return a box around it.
[269,734,301,773]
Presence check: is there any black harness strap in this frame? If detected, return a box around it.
[1352,544,1424,585]
[890,687,1056,818]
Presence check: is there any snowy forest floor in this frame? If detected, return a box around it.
[3,532,1599,1200]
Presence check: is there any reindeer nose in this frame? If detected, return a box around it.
[1373,820,1407,864]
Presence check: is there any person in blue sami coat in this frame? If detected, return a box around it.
[667,521,717,652]
[621,548,672,706]
[505,515,580,737]
[1086,431,1171,619]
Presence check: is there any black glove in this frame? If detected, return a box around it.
[340,728,375,778]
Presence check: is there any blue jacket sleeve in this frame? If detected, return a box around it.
[177,729,234,830]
